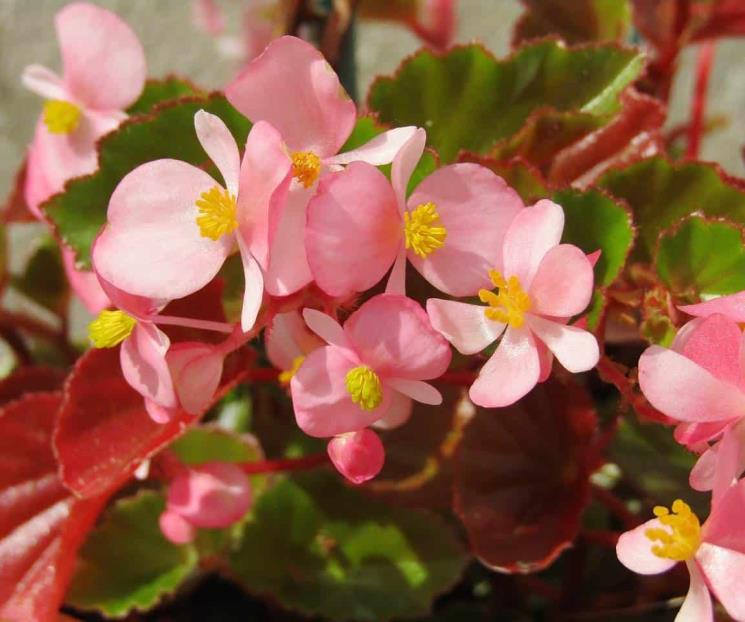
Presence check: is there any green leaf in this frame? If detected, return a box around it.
[12,236,66,313]
[656,216,745,298]
[229,475,467,621]
[599,157,745,261]
[126,77,202,116]
[68,491,198,617]
[44,94,251,268]
[368,41,644,162]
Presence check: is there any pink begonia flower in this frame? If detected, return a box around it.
[616,480,745,622]
[21,2,146,313]
[427,200,599,408]
[290,294,451,439]
[327,428,385,485]
[93,110,291,331]
[410,0,456,49]
[306,131,524,298]
[160,462,252,544]
[226,35,418,297]
[266,310,324,385]
[638,313,745,499]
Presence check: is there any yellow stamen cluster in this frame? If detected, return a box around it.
[88,310,137,348]
[196,186,237,240]
[279,355,305,385]
[43,99,81,134]
[291,151,322,188]
[345,365,383,411]
[645,499,702,561]
[403,202,447,259]
[479,270,532,328]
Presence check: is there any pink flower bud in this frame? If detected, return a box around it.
[327,429,385,485]
[159,509,196,544]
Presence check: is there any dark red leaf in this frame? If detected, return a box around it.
[0,393,109,622]
[0,366,66,406]
[453,379,601,573]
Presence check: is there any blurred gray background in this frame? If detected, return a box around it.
[1,0,744,199]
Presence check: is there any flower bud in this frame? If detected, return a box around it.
[327,429,385,485]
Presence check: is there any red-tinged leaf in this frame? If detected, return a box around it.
[630,0,679,51]
[0,366,65,406]
[2,161,34,224]
[54,346,251,498]
[0,393,110,622]
[453,380,601,573]
[691,0,745,41]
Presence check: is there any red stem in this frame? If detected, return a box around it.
[686,41,716,160]
[240,453,329,475]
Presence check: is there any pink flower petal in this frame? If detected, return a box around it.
[145,399,179,424]
[502,200,564,288]
[266,311,324,371]
[527,316,599,373]
[344,294,451,381]
[407,164,523,296]
[95,270,167,320]
[56,2,146,110]
[675,421,731,448]
[615,519,678,575]
[391,128,426,209]
[326,127,418,166]
[373,391,413,430]
[120,323,177,412]
[697,548,745,620]
[386,378,442,405]
[677,560,713,622]
[61,246,110,314]
[192,0,225,36]
[426,299,503,355]
[21,64,67,100]
[469,326,541,408]
[703,477,745,553]
[710,426,745,503]
[690,444,720,492]
[327,429,385,485]
[537,338,554,383]
[159,509,196,544]
[385,249,408,295]
[680,292,745,323]
[194,110,241,195]
[302,309,353,352]
[291,346,389,437]
[238,240,263,332]
[638,346,745,423]
[225,36,356,156]
[167,343,224,415]
[93,160,232,300]
[528,245,594,317]
[306,162,402,297]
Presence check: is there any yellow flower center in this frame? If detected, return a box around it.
[291,151,321,188]
[403,202,447,259]
[43,99,82,134]
[478,270,532,328]
[88,310,137,348]
[645,499,702,561]
[279,355,305,385]
[196,186,237,240]
[345,365,383,411]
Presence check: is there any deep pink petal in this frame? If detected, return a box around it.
[56,2,146,110]
[675,420,731,449]
[326,127,418,166]
[327,429,385,485]
[407,164,523,296]
[306,162,402,297]
[302,309,354,352]
[502,200,564,288]
[385,249,408,295]
[166,343,224,415]
[391,128,426,209]
[120,323,177,412]
[225,36,355,156]
[527,316,599,373]
[194,110,241,194]
[680,292,745,323]
[386,378,442,405]
[159,509,196,544]
[703,477,745,552]
[21,65,67,100]
[93,160,232,300]
[615,519,678,575]
[468,326,541,408]
[266,311,324,371]
[426,298,503,355]
[372,391,413,430]
[290,346,389,437]
[61,246,110,314]
[697,547,745,620]
[145,399,179,424]
[638,346,745,423]
[528,245,594,317]
[344,294,451,381]
[677,561,713,622]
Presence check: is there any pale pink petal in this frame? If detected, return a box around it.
[527,315,599,373]
[344,294,451,380]
[302,309,353,352]
[238,241,264,332]
[702,477,745,552]
[237,120,292,270]
[225,36,356,156]
[23,130,56,218]
[95,270,167,320]
[120,323,178,411]
[680,292,745,323]
[167,343,224,415]
[372,391,413,430]
[697,548,745,620]
[386,378,442,405]
[326,127,418,166]
[290,346,390,437]
[266,311,324,371]
[56,2,146,110]
[529,245,594,317]
[671,317,706,353]
[638,346,745,423]
[615,519,678,575]
[678,314,745,390]
[159,509,196,544]
[194,110,241,195]
[425,298,503,355]
[537,338,554,383]
[407,164,523,296]
[710,426,745,503]
[145,399,179,424]
[468,326,541,408]
[327,429,385,485]
[21,64,67,100]
[391,128,426,209]
[93,160,232,300]
[690,445,720,493]
[676,561,713,622]
[502,200,564,288]
[385,249,408,295]
[675,421,731,448]
[61,246,110,313]
[306,162,402,297]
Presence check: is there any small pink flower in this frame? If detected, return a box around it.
[226,36,419,297]
[265,310,324,385]
[616,480,745,622]
[306,131,524,298]
[93,110,292,331]
[427,200,599,408]
[290,294,451,438]
[160,462,252,544]
[327,428,385,485]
